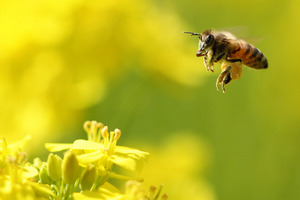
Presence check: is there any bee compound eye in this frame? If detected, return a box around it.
[205,34,214,46]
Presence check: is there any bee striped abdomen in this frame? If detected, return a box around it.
[230,40,268,69]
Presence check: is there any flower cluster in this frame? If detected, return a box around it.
[0,136,55,200]
[0,121,168,200]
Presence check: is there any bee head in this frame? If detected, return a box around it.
[183,30,215,57]
[197,32,214,57]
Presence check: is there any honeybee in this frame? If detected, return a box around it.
[183,30,268,92]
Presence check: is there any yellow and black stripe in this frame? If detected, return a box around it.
[230,40,268,69]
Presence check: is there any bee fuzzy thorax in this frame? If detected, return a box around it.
[184,29,268,93]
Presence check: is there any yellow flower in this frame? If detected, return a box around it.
[0,137,55,200]
[45,121,149,187]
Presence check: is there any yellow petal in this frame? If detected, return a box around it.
[45,143,73,152]
[72,140,102,150]
[73,183,123,200]
[23,165,39,179]
[115,146,149,159]
[6,135,31,155]
[76,150,106,166]
[110,155,144,172]
[100,182,122,194]
[27,181,56,198]
[99,184,123,200]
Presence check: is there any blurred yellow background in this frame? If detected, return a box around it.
[1,0,300,199]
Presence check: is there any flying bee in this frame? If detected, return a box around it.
[183,30,268,92]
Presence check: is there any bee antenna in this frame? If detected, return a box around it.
[182,31,201,36]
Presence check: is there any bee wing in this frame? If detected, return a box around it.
[217,26,266,45]
[241,36,267,45]
[216,26,249,38]
[218,31,237,40]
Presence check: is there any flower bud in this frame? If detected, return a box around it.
[80,164,97,191]
[47,153,62,181]
[62,151,80,184]
[39,163,52,184]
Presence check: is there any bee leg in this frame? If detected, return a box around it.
[210,64,214,72]
[204,52,215,72]
[222,61,242,92]
[221,72,232,93]
[216,66,231,92]
[203,56,209,71]
[203,56,214,72]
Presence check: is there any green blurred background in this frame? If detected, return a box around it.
[1,0,300,199]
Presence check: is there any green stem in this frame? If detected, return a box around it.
[55,179,61,196]
[64,184,71,200]
[73,178,80,192]
[59,180,64,200]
